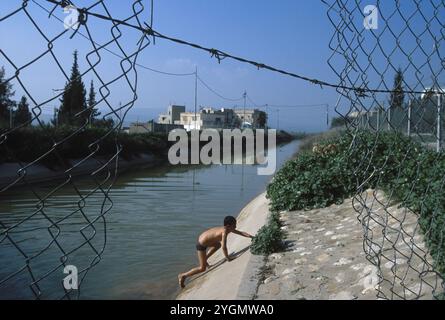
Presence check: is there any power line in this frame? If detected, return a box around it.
[246,95,264,108]
[33,0,251,99]
[32,0,195,77]
[32,0,247,104]
[41,0,443,96]
[31,0,326,108]
[31,0,342,112]
[247,94,328,109]
[197,76,244,102]
[267,103,329,109]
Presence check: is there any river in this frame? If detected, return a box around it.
[0,140,300,299]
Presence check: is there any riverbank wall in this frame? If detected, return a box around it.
[0,153,164,190]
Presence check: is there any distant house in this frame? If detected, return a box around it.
[233,109,265,128]
[179,112,201,131]
[153,105,267,132]
[129,120,183,134]
[420,86,445,100]
[179,107,238,131]
[348,110,369,118]
[158,105,186,125]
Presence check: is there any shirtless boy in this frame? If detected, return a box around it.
[178,216,254,288]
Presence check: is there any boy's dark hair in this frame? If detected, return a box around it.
[224,216,237,227]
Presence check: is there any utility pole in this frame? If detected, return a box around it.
[243,90,247,129]
[52,88,64,128]
[376,106,380,131]
[366,109,369,129]
[54,107,59,127]
[326,104,329,129]
[9,106,13,129]
[119,101,122,126]
[194,66,198,130]
[277,109,280,132]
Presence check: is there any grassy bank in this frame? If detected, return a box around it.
[0,126,169,170]
[255,129,445,280]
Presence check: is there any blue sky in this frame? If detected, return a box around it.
[1,1,443,132]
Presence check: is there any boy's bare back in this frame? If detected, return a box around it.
[178,216,254,289]
[198,226,225,248]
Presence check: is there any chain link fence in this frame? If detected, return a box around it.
[324,0,445,299]
[1,0,445,300]
[0,0,152,299]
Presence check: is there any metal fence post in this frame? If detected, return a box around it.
[407,100,411,137]
[376,107,380,131]
[387,104,391,131]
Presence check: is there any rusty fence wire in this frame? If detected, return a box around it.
[324,0,445,299]
[1,0,445,300]
[0,0,151,299]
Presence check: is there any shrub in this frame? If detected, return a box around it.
[267,130,419,212]
[266,129,445,278]
[251,212,285,255]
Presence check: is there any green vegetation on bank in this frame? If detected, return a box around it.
[0,126,298,171]
[262,129,445,278]
[251,212,284,255]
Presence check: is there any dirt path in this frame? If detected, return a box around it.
[255,189,438,300]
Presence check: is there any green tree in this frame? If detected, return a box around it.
[88,80,101,127]
[50,108,58,127]
[94,117,115,129]
[58,50,87,126]
[389,68,405,110]
[330,116,349,129]
[15,96,32,126]
[0,66,15,128]
[256,111,267,128]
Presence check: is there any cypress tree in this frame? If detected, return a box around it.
[58,50,87,126]
[88,80,101,126]
[0,66,15,128]
[15,95,32,126]
[390,68,405,110]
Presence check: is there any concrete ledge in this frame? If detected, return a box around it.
[0,153,163,189]
[236,254,265,300]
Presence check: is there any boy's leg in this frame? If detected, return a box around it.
[205,243,221,262]
[178,250,207,288]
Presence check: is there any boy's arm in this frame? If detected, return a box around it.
[221,231,232,261]
[232,229,254,239]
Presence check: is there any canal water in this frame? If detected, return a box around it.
[0,140,299,299]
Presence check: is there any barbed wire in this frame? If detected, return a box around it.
[40,0,445,96]
[29,0,342,110]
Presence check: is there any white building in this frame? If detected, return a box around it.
[158,105,186,124]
